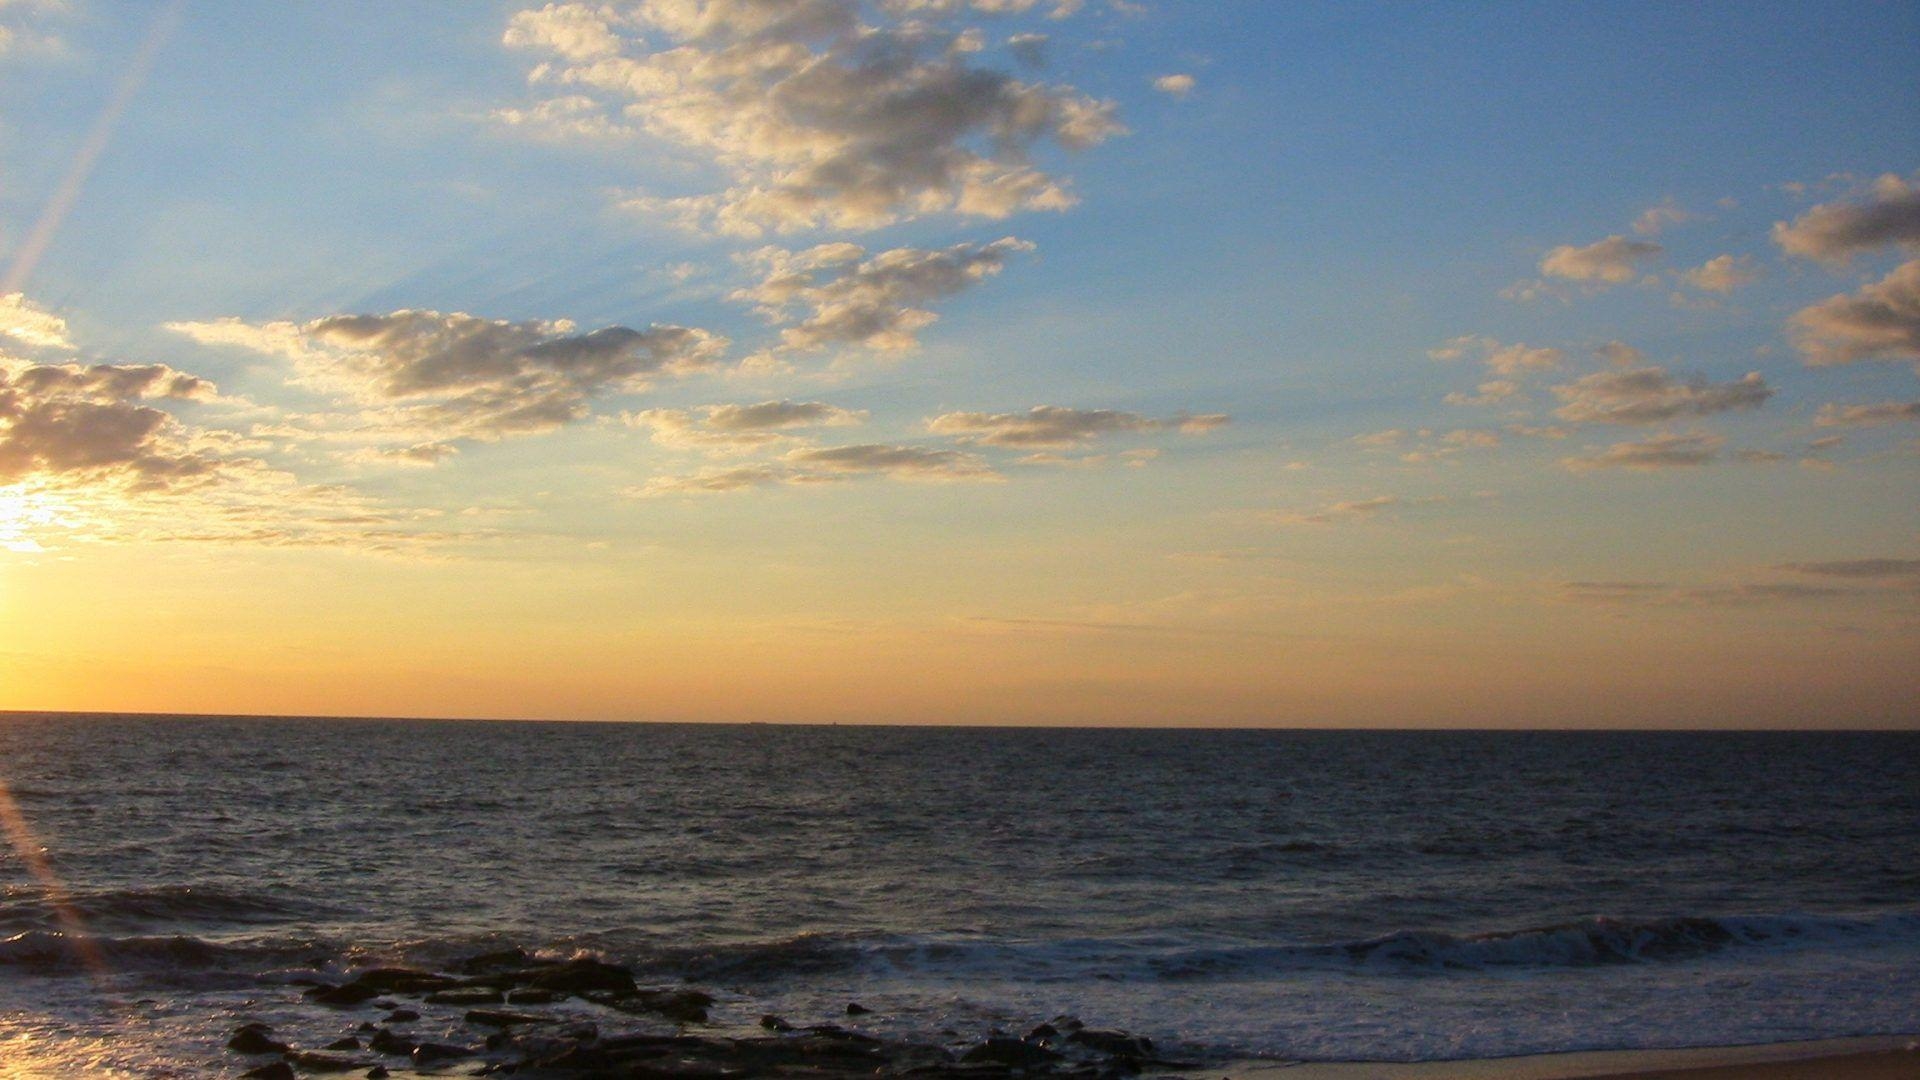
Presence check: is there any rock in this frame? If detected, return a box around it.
[356,1022,376,1033]
[367,1028,415,1056]
[240,1064,296,1080]
[411,1042,476,1065]
[804,1025,881,1044]
[306,982,381,1007]
[535,1044,616,1071]
[324,1036,361,1051]
[846,1001,872,1015]
[466,1009,552,1028]
[424,987,504,1006]
[637,988,714,1023]
[227,1024,289,1055]
[1066,1030,1153,1056]
[1027,1024,1058,1041]
[287,1052,364,1073]
[760,1014,794,1032]
[383,1008,419,1023]
[527,958,639,995]
[961,1038,1062,1069]
[366,1069,389,1080]
[456,946,533,974]
[506,988,563,1005]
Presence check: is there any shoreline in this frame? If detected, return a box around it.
[1219,1035,1920,1079]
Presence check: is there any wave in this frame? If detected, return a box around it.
[0,929,326,973]
[5,910,1912,986]
[615,910,1920,983]
[0,884,322,933]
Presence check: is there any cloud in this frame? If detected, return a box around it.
[0,292,73,350]
[1777,558,1920,580]
[1443,379,1519,407]
[346,442,461,468]
[0,358,229,491]
[1538,235,1662,284]
[502,2,629,61]
[1351,428,1406,448]
[1814,400,1920,427]
[926,404,1228,446]
[1789,258,1920,367]
[1773,173,1920,262]
[627,398,865,451]
[503,0,1123,234]
[1005,32,1047,67]
[1596,341,1645,367]
[1429,335,1563,374]
[1551,366,1772,424]
[1562,432,1722,471]
[1152,73,1194,98]
[1268,494,1401,525]
[629,464,786,496]
[883,0,1084,16]
[1557,579,1857,607]
[490,94,636,140]
[632,440,999,494]
[783,442,996,479]
[1632,199,1695,237]
[0,0,65,58]
[734,238,1031,356]
[169,309,725,438]
[1679,254,1759,294]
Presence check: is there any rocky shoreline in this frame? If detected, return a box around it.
[225,949,1197,1080]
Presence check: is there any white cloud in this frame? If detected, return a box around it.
[1563,432,1722,471]
[1443,379,1519,407]
[632,441,1000,494]
[1773,173,1920,262]
[1430,335,1563,374]
[1789,259,1920,367]
[169,309,725,438]
[1267,495,1403,526]
[626,399,865,452]
[1551,366,1772,425]
[346,442,461,468]
[734,238,1031,357]
[502,3,630,61]
[1152,73,1194,97]
[503,0,1124,234]
[0,292,72,350]
[1679,254,1759,294]
[490,94,636,140]
[1538,235,1663,284]
[1814,400,1920,427]
[1777,558,1920,580]
[628,464,785,496]
[927,404,1227,446]
[1631,199,1695,237]
[0,358,229,491]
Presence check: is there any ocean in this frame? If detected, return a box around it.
[0,715,1915,1076]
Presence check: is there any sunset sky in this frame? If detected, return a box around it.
[1,0,1915,726]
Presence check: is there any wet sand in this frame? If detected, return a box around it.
[1220,1035,1920,1079]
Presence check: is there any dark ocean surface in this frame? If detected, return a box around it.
[0,715,1916,1075]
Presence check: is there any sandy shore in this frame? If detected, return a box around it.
[1216,1035,1920,1079]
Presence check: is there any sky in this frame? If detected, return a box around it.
[0,0,1915,727]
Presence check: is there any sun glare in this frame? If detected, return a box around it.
[0,488,64,553]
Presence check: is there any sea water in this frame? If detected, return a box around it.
[0,716,1915,1075]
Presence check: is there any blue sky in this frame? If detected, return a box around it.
[0,0,1915,724]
